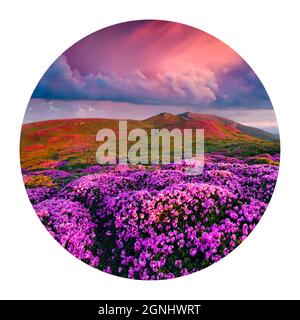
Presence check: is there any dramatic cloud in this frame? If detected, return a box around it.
[31,20,272,109]
[33,55,220,105]
[215,64,272,109]
[32,54,271,108]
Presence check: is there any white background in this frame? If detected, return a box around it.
[0,0,300,300]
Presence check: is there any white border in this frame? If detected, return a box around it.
[0,0,300,299]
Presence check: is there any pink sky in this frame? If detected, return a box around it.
[29,20,276,132]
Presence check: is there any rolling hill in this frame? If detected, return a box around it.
[20,112,279,170]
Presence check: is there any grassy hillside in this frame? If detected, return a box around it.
[20,113,280,170]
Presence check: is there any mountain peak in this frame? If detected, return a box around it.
[178,112,198,119]
[178,111,215,120]
[159,112,175,117]
[145,112,180,122]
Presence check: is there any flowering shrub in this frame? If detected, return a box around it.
[58,174,139,211]
[34,198,99,267]
[26,187,57,204]
[23,153,279,279]
[99,183,266,279]
[79,165,105,174]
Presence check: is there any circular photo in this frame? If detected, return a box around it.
[20,20,280,280]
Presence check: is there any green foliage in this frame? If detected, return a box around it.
[205,139,280,157]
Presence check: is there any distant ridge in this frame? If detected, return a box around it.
[145,112,277,141]
[177,112,278,141]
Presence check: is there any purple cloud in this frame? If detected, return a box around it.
[33,55,220,105]
[31,20,272,110]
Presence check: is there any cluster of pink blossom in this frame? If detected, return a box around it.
[23,153,279,279]
[34,198,99,267]
[100,183,266,279]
